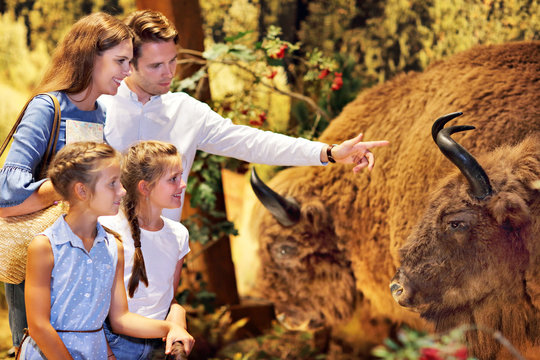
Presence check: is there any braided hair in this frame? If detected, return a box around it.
[121,140,182,297]
[48,141,121,201]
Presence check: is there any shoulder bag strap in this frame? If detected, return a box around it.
[39,93,61,176]
[0,92,62,178]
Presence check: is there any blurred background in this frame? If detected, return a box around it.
[0,0,538,358]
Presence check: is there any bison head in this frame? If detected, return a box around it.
[391,113,540,356]
[250,169,357,329]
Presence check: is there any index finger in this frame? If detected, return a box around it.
[165,335,172,354]
[362,140,389,149]
[184,340,193,355]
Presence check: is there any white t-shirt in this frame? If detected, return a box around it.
[100,212,190,320]
[100,81,326,220]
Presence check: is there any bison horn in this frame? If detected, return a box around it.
[432,112,493,199]
[250,168,301,227]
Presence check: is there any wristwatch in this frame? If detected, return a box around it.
[327,144,337,163]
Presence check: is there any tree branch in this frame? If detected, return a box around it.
[176,50,329,122]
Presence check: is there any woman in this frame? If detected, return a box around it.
[0,12,133,355]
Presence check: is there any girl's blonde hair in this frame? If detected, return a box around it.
[48,142,121,200]
[121,140,182,297]
[34,12,133,96]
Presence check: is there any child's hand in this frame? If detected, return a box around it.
[165,325,195,356]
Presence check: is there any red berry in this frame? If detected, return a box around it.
[454,347,468,360]
[331,75,343,91]
[267,70,278,79]
[318,69,330,79]
[419,348,442,360]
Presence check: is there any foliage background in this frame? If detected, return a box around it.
[198,0,538,135]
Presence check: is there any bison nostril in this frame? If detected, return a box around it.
[390,283,403,296]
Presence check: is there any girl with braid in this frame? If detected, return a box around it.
[100,140,194,359]
[23,142,190,360]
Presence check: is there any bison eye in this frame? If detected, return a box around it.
[442,211,476,234]
[270,238,300,259]
[447,220,468,231]
[275,244,298,258]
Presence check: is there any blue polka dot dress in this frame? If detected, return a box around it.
[23,216,117,359]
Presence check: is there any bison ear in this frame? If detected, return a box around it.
[489,191,531,230]
[490,192,540,311]
[301,201,330,232]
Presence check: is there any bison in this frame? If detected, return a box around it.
[247,41,540,354]
[390,113,540,359]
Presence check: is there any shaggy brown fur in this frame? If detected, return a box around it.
[394,135,540,359]
[166,342,188,360]
[249,41,540,354]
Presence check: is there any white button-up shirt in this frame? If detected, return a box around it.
[100,82,325,220]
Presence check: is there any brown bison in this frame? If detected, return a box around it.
[248,41,540,354]
[390,113,540,359]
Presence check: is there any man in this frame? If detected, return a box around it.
[101,9,389,220]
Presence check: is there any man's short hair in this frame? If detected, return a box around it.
[124,10,179,67]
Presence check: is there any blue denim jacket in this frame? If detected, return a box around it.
[0,92,106,207]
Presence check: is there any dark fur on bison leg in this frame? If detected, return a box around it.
[165,341,188,360]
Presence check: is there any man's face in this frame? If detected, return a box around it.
[126,39,177,102]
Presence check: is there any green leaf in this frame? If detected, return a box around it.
[176,77,197,91]
[384,338,400,351]
[225,30,254,43]
[175,68,206,91]
[266,57,284,67]
[299,332,313,341]
[372,346,391,357]
[266,25,282,39]
[203,43,230,60]
[229,44,256,61]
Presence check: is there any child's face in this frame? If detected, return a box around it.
[148,165,186,210]
[89,160,126,216]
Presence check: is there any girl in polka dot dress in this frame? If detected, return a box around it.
[21,142,189,360]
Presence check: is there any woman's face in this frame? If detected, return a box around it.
[92,38,133,96]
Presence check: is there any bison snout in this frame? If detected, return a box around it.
[390,269,415,308]
[390,280,408,306]
[390,282,403,297]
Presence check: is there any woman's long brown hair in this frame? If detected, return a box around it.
[34,12,133,96]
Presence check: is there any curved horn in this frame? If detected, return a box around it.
[432,112,493,199]
[250,168,300,227]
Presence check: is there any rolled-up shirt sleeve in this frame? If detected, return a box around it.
[0,95,55,207]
